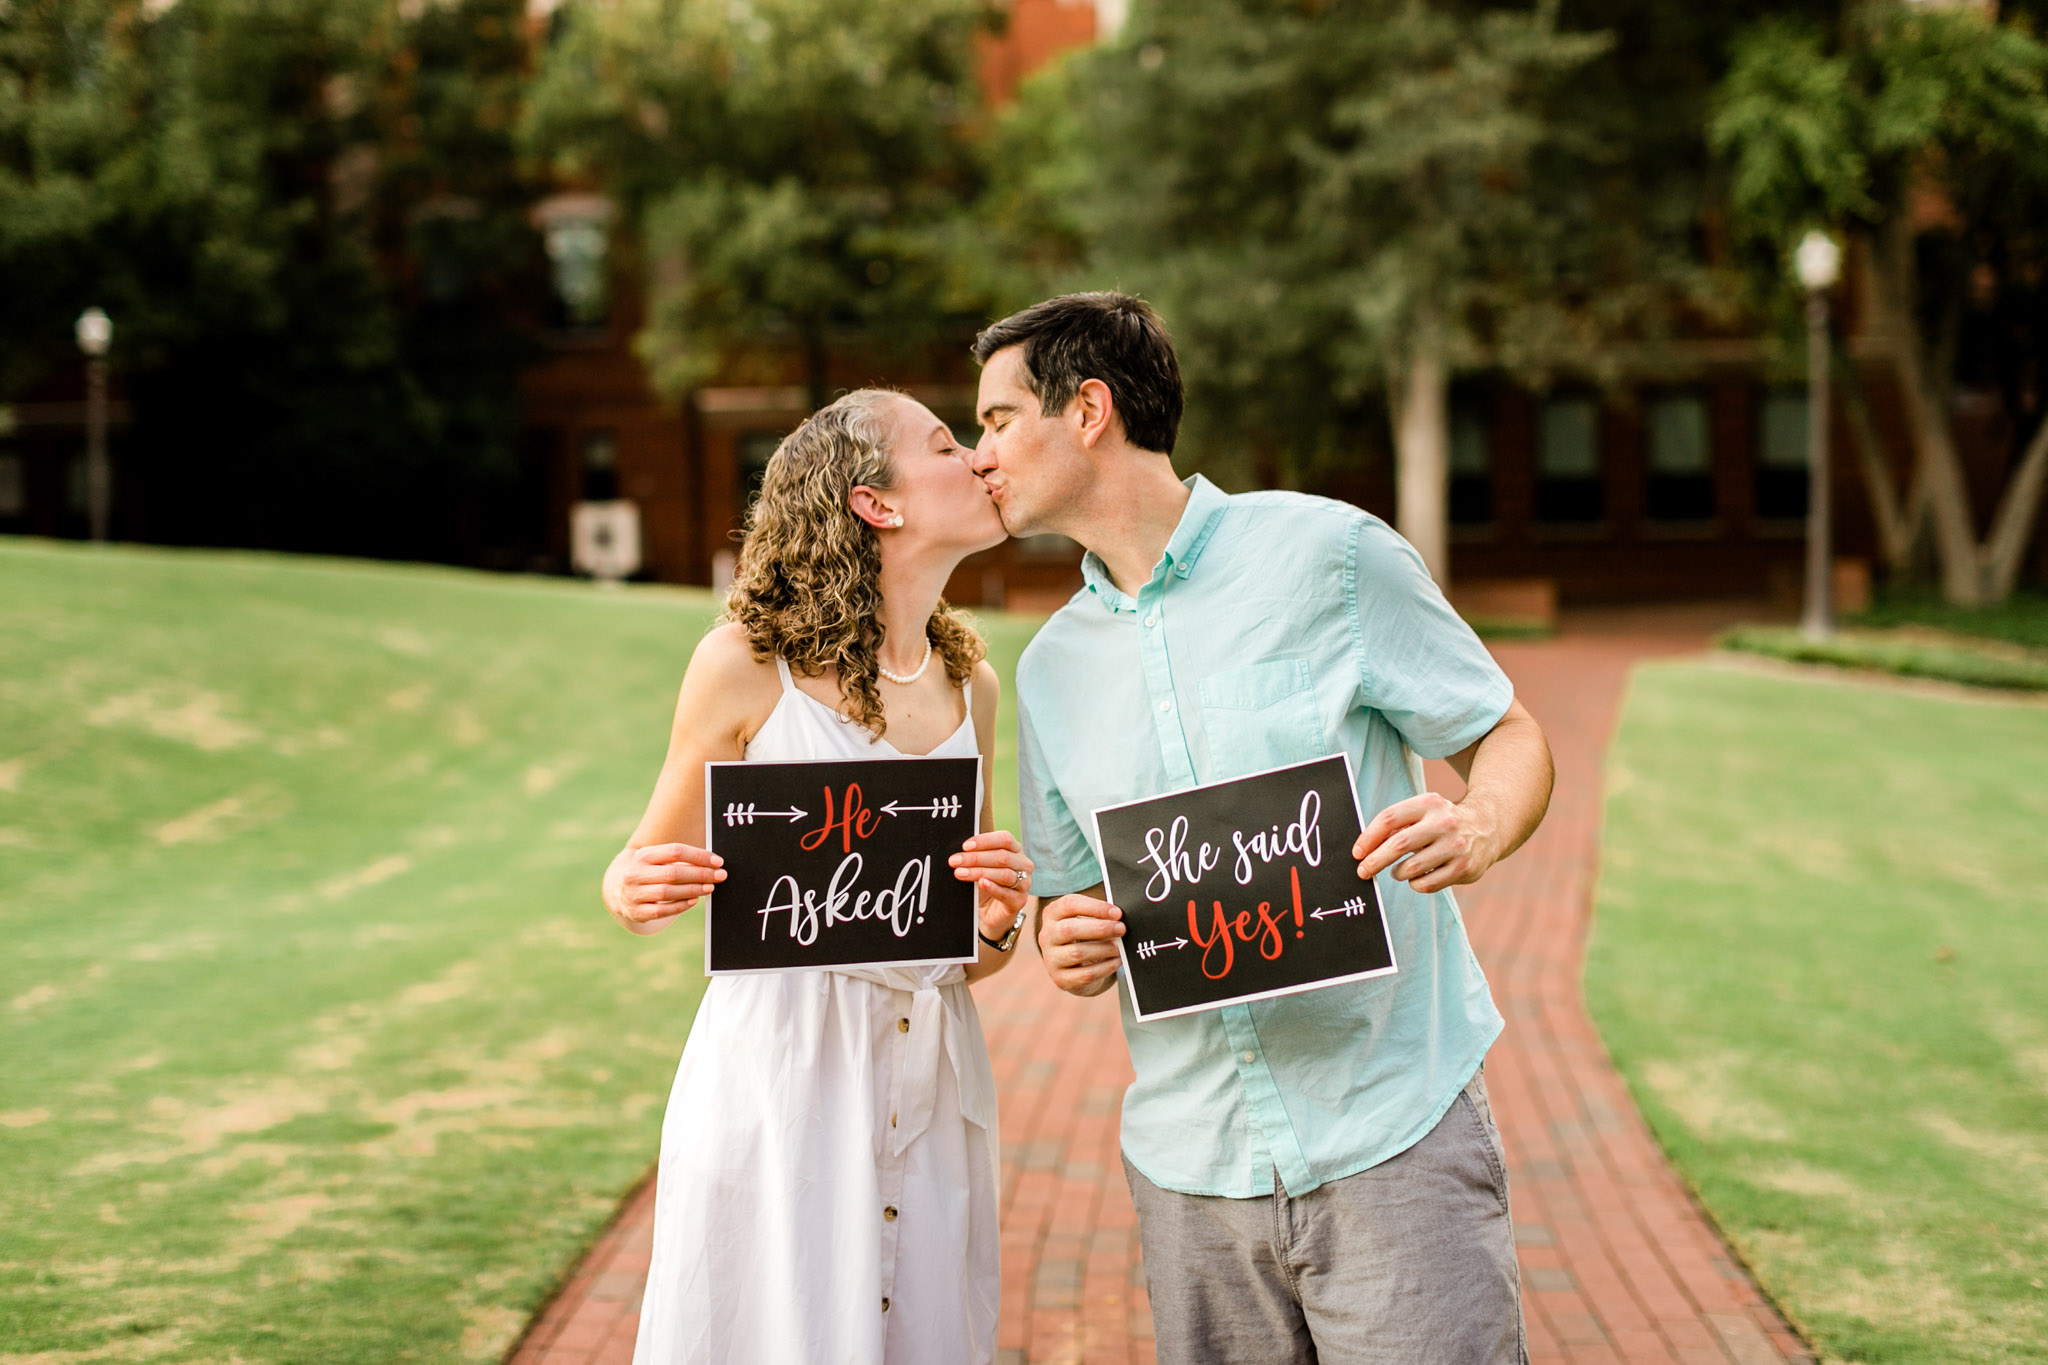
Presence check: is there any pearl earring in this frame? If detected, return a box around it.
[890,514,905,528]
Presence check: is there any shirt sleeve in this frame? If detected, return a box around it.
[1345,515,1515,759]
[1016,686,1103,897]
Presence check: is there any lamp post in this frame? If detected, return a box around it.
[1794,231,1841,639]
[75,307,113,543]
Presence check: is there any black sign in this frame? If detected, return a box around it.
[1092,754,1396,1021]
[704,756,981,973]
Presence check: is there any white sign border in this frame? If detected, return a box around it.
[1091,752,1400,1023]
[703,755,982,976]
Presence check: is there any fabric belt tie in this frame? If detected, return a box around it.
[834,964,997,1155]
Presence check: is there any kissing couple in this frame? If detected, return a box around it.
[601,292,1554,1365]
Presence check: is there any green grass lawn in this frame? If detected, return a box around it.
[1718,625,2048,693]
[1587,663,2048,1364]
[0,538,1036,1362]
[1721,589,2048,693]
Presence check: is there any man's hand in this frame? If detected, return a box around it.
[1353,698,1554,896]
[1353,792,1500,895]
[606,842,725,935]
[1036,891,1124,997]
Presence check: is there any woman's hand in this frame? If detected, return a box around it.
[607,842,726,935]
[950,831,1033,941]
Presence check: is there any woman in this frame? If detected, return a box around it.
[601,388,1034,1365]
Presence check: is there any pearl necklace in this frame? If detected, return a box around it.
[877,637,933,685]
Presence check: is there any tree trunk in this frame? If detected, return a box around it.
[1833,338,1927,577]
[1391,307,1451,586]
[1853,223,2048,602]
[1861,221,1985,605]
[1982,412,2048,602]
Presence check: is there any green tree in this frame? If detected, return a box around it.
[1712,1,2048,604]
[522,0,995,408]
[1002,0,1715,583]
[0,0,543,558]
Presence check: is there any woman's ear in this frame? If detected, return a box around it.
[848,486,900,530]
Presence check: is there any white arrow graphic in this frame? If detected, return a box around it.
[723,803,809,827]
[879,796,963,818]
[1134,937,1190,960]
[1310,896,1373,921]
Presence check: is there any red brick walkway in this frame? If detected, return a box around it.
[509,609,1813,1365]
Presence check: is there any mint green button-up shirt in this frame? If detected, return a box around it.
[1015,476,1513,1198]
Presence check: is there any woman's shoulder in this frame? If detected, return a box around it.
[692,620,765,667]
[969,658,1000,700]
[683,623,783,706]
[968,659,1000,733]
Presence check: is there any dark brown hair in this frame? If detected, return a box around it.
[971,292,1184,454]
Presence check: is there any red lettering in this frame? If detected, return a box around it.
[1188,900,1235,980]
[798,786,836,852]
[798,783,879,854]
[1183,877,1308,978]
[1253,900,1284,960]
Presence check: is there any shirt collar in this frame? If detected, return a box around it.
[1079,474,1231,612]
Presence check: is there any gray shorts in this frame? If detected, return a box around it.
[1123,1068,1526,1365]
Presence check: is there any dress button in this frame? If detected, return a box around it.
[897,1017,909,1033]
[883,1205,898,1222]
[881,1297,891,1312]
[1241,1051,1256,1064]
[890,1112,898,1128]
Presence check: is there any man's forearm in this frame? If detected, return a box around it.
[1452,702,1553,870]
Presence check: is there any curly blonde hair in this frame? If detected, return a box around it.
[725,388,986,737]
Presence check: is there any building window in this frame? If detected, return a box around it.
[535,194,616,332]
[1756,391,1809,520]
[1449,403,1492,526]
[1645,392,1715,521]
[580,429,620,501]
[1536,396,1603,523]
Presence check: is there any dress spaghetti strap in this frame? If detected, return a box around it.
[773,655,797,693]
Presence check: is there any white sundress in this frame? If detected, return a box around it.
[632,658,1000,1365]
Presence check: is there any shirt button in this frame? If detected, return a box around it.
[883,1205,898,1222]
[1143,614,1158,628]
[1241,1051,1256,1064]
[881,1297,891,1312]
[1157,699,1172,713]
[897,1018,909,1033]
[890,1112,898,1128]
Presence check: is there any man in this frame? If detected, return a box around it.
[968,292,1554,1364]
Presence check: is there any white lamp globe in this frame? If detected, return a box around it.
[1794,231,1842,293]
[76,308,113,357]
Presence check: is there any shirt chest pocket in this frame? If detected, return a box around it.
[1197,657,1326,780]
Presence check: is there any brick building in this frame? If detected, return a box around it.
[12,0,2039,607]
[519,0,1110,612]
[519,0,2045,612]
